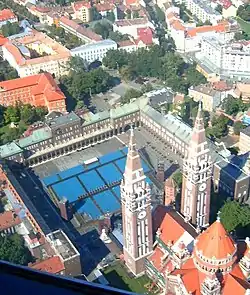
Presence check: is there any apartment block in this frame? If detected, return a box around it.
[70,39,117,63]
[59,16,102,44]
[46,230,81,277]
[0,73,66,113]
[2,30,70,78]
[182,0,223,23]
[197,36,250,78]
[188,81,233,111]
[113,18,155,39]
[71,1,92,23]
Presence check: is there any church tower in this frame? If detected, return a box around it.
[121,128,153,276]
[181,102,212,228]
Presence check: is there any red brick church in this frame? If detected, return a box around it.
[121,104,250,294]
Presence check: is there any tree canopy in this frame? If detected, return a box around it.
[121,88,142,104]
[60,62,115,110]
[0,234,33,265]
[233,121,246,135]
[220,200,250,236]
[0,60,18,82]
[0,104,47,144]
[47,25,83,50]
[102,46,206,94]
[1,21,21,37]
[237,4,250,22]
[221,95,248,116]
[206,114,229,139]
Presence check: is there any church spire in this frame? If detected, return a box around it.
[124,127,144,185]
[181,101,212,228]
[121,127,153,275]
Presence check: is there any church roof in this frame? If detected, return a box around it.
[195,219,236,260]
[157,209,197,250]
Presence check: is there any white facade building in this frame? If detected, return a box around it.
[181,0,223,24]
[70,39,117,63]
[113,18,155,39]
[197,36,250,78]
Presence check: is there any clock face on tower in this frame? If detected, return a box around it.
[199,183,206,192]
[138,210,146,220]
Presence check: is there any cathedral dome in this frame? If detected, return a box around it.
[193,219,237,274]
[195,219,236,260]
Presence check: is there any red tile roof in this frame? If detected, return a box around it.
[0,9,16,22]
[0,35,7,46]
[186,21,229,37]
[118,39,135,47]
[195,220,236,260]
[115,18,148,27]
[31,256,65,274]
[0,211,21,231]
[60,16,102,42]
[158,210,197,246]
[96,3,114,12]
[72,1,91,11]
[137,27,153,45]
[0,73,65,103]
[124,0,140,6]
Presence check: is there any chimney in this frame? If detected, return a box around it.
[156,160,165,183]
[58,198,72,221]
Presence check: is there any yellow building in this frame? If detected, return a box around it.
[72,1,92,23]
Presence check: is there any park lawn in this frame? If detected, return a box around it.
[236,17,250,33]
[103,263,151,294]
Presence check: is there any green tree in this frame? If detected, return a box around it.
[141,83,153,93]
[207,114,229,139]
[121,88,142,104]
[172,171,182,188]
[237,4,250,21]
[220,200,250,233]
[106,11,116,22]
[93,22,112,39]
[126,9,132,19]
[68,56,88,73]
[222,95,247,116]
[75,100,85,110]
[132,11,140,19]
[119,65,136,81]
[91,6,102,21]
[19,104,37,125]
[215,4,223,14]
[0,234,33,265]
[2,21,21,37]
[108,31,130,42]
[61,67,114,101]
[233,121,246,135]
[155,5,165,23]
[4,106,20,124]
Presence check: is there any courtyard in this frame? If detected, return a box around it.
[103,262,151,294]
